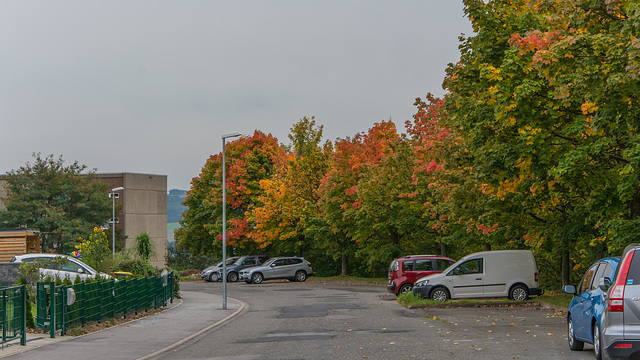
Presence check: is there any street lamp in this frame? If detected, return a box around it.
[221,131,241,310]
[109,187,124,257]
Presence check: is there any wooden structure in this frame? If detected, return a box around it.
[0,229,40,262]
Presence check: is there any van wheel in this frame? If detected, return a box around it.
[594,322,602,360]
[398,284,413,294]
[509,285,529,301]
[567,315,584,351]
[430,287,449,302]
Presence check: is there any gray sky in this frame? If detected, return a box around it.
[1,1,473,191]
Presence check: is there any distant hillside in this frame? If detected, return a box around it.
[167,189,187,223]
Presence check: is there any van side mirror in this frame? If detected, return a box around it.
[453,267,462,276]
[599,277,612,292]
[563,285,577,295]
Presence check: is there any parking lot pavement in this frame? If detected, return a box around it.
[415,305,594,359]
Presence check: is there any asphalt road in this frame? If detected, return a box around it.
[156,280,594,360]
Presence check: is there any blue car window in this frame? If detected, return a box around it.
[578,265,598,294]
[593,263,612,289]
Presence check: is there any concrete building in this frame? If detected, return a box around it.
[0,172,167,268]
[93,173,167,268]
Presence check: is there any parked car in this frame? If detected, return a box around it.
[11,253,112,282]
[563,257,620,359]
[598,244,640,360]
[412,250,542,301]
[200,257,239,282]
[387,255,454,295]
[220,255,270,282]
[240,257,313,284]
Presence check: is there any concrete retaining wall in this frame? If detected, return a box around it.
[0,263,20,286]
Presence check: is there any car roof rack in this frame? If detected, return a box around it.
[403,255,437,258]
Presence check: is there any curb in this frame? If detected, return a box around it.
[135,297,248,360]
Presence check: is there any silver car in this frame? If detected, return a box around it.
[200,257,239,282]
[600,244,640,360]
[239,257,313,284]
[11,253,112,282]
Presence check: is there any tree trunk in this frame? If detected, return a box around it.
[341,253,348,276]
[562,251,570,286]
[440,242,447,257]
[485,242,491,251]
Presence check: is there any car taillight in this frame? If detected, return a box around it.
[308,263,312,268]
[609,249,635,312]
[534,272,538,283]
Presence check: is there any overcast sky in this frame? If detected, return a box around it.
[1,1,473,191]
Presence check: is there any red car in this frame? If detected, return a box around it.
[387,255,454,295]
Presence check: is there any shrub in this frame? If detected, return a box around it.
[114,259,156,278]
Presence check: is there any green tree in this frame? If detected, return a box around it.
[0,154,112,254]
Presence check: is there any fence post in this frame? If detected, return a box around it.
[60,285,66,336]
[80,282,86,326]
[20,285,26,346]
[49,281,55,339]
[2,288,6,344]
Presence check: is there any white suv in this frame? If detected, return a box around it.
[11,253,111,282]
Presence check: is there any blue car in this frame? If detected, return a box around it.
[563,257,620,358]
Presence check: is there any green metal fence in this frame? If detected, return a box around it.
[0,285,27,347]
[36,272,174,338]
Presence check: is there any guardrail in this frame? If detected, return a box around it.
[36,272,174,338]
[0,285,27,347]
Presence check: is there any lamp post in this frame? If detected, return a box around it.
[109,187,124,257]
[221,131,241,310]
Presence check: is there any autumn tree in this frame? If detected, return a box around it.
[445,0,640,285]
[319,121,399,275]
[0,154,112,254]
[176,131,284,256]
[249,117,331,257]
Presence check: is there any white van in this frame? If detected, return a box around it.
[412,250,542,301]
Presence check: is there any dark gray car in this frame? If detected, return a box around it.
[239,257,313,284]
[600,244,640,360]
[220,255,270,282]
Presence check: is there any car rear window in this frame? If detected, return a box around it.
[436,259,453,270]
[403,261,413,271]
[626,251,640,285]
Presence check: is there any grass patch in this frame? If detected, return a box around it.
[537,290,573,309]
[397,292,541,309]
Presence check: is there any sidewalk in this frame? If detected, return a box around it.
[0,290,245,360]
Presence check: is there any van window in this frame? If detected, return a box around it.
[457,259,483,275]
[415,259,433,271]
